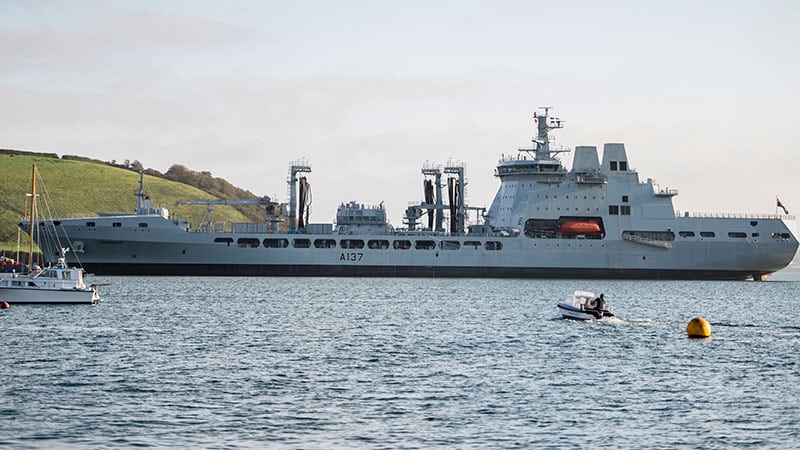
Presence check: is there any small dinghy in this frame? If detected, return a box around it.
[557,290,614,321]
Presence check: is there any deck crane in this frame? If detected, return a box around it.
[175,196,284,233]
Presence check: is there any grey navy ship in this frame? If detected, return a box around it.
[24,108,798,279]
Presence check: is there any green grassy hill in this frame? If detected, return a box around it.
[0,153,267,253]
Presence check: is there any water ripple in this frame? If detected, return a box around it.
[1,274,799,447]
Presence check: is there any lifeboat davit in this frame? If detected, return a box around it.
[559,221,601,236]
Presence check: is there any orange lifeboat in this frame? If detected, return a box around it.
[559,221,601,236]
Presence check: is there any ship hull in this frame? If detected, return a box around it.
[26,213,798,280]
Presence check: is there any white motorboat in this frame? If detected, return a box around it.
[0,256,101,304]
[557,290,613,320]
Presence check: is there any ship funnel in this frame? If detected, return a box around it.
[572,146,600,172]
[601,143,629,172]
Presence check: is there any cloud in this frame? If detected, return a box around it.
[0,0,253,90]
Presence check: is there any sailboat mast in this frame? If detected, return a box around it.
[28,164,36,268]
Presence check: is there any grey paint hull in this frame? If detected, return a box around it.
[31,214,798,280]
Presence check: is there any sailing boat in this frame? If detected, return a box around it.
[0,164,101,304]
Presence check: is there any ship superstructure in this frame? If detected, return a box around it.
[23,108,798,279]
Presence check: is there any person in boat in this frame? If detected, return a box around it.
[594,293,606,312]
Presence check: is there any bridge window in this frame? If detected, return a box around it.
[86,222,96,227]
[728,232,747,238]
[679,231,695,238]
[138,223,148,228]
[112,222,122,228]
[463,241,482,249]
[700,231,715,238]
[609,205,619,215]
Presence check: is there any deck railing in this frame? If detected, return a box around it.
[677,212,795,220]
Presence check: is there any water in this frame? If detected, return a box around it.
[2,271,799,449]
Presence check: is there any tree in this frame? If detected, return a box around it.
[131,160,144,172]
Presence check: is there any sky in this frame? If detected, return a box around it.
[1,0,799,229]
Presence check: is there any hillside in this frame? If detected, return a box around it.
[0,152,271,253]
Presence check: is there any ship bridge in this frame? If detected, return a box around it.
[495,157,566,177]
[495,106,568,179]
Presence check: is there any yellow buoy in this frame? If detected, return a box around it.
[686,317,711,338]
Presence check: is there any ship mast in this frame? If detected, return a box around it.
[524,106,565,160]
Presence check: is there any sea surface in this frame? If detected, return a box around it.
[2,269,799,449]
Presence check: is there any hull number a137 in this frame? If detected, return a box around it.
[341,252,364,262]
